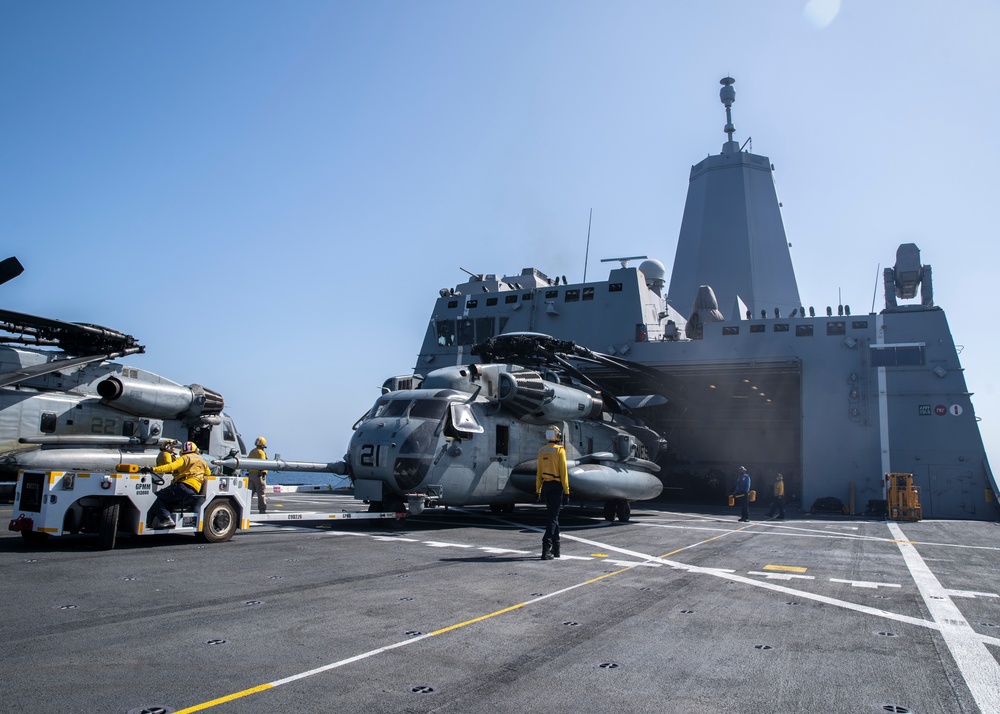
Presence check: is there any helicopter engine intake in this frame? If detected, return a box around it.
[497,370,603,424]
[97,377,225,419]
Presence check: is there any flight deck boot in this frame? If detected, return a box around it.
[540,544,553,561]
[552,542,560,558]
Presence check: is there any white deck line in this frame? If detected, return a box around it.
[889,522,1000,713]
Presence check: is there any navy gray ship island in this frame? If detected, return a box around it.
[406,76,997,521]
[3,78,1000,714]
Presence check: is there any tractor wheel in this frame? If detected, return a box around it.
[97,500,120,550]
[201,499,238,543]
[20,530,49,545]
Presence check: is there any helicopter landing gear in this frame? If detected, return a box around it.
[603,499,631,522]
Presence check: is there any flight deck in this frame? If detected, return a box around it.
[2,492,998,714]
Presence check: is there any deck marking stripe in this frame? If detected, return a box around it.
[888,522,1000,713]
[764,564,808,573]
[167,550,634,711]
[172,683,275,713]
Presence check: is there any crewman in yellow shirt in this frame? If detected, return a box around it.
[766,473,786,520]
[248,436,269,514]
[536,425,570,560]
[142,441,211,529]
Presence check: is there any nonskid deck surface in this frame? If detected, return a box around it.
[2,494,998,714]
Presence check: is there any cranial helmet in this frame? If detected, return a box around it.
[160,440,175,451]
[182,441,198,454]
[255,436,267,448]
[545,425,561,442]
[738,466,747,473]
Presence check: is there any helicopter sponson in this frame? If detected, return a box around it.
[347,363,663,518]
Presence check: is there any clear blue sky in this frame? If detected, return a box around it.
[3,1,999,466]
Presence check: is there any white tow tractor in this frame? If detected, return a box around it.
[8,465,251,549]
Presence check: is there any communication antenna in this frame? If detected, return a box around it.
[583,208,593,283]
[871,263,880,314]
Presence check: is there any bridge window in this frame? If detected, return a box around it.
[750,324,765,333]
[773,324,789,332]
[796,325,814,337]
[435,320,456,346]
[505,295,518,304]
[609,283,623,292]
[722,326,739,336]
[852,320,869,329]
[564,289,580,302]
[826,321,846,335]
[486,297,498,306]
[545,290,558,299]
[871,345,925,367]
[583,287,595,301]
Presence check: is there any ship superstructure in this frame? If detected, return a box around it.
[413,78,997,520]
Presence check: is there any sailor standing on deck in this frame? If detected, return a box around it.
[766,473,785,520]
[536,425,570,560]
[248,436,268,514]
[732,466,751,522]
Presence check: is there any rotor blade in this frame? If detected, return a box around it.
[0,351,139,389]
[0,257,24,287]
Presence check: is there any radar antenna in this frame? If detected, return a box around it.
[600,255,648,269]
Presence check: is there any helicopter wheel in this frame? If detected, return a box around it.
[615,500,631,523]
[603,501,616,522]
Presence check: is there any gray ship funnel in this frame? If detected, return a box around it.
[667,77,801,321]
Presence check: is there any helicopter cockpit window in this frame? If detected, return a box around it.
[447,403,484,439]
[222,419,237,443]
[410,399,449,421]
[381,399,412,418]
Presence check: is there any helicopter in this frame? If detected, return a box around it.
[0,256,247,495]
[340,333,667,521]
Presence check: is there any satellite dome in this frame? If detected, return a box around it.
[638,259,666,282]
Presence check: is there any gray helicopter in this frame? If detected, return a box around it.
[343,333,666,521]
[0,257,246,493]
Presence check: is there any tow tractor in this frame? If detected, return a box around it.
[7,466,406,549]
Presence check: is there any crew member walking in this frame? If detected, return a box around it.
[766,473,785,519]
[536,425,570,560]
[731,466,751,522]
[248,436,268,514]
[142,441,210,529]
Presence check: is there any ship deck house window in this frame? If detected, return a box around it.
[564,289,580,302]
[827,321,846,335]
[722,326,739,335]
[870,345,925,367]
[750,324,765,333]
